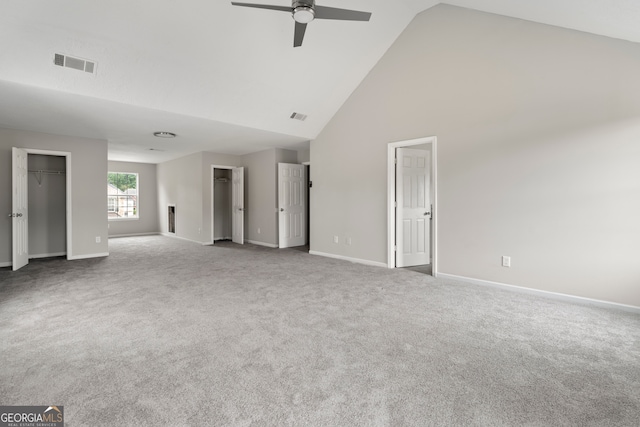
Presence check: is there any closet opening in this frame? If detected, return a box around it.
[213,168,233,242]
[28,154,67,259]
[168,205,176,234]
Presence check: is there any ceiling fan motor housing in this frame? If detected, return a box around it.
[292,0,315,23]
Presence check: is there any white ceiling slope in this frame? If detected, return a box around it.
[1,0,639,163]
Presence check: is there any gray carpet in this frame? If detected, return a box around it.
[0,235,638,426]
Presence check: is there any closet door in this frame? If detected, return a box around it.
[232,167,244,244]
[12,147,29,270]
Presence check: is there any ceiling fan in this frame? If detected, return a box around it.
[231,0,372,47]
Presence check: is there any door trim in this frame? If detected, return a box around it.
[24,149,72,261]
[387,137,437,274]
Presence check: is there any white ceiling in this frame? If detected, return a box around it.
[1,0,639,163]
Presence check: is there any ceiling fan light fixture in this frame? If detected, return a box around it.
[293,6,315,24]
[153,131,176,138]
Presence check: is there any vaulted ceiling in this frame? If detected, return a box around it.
[1,0,639,163]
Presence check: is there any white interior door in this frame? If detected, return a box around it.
[396,148,431,267]
[278,163,306,248]
[12,147,29,270]
[231,167,244,244]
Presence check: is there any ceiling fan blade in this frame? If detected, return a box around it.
[314,5,371,21]
[294,21,307,47]
[230,2,292,13]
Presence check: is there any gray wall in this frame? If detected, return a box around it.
[310,5,640,307]
[1,128,108,265]
[243,148,298,246]
[157,152,203,242]
[108,160,159,237]
[28,154,66,257]
[157,151,242,244]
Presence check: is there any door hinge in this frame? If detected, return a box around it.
[393,245,397,252]
[309,180,312,188]
[394,201,397,208]
[394,158,397,165]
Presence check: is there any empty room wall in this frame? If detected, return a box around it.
[0,128,108,265]
[242,148,298,247]
[157,152,203,243]
[310,5,640,307]
[157,151,243,244]
[108,160,159,237]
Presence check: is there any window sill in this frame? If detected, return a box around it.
[108,217,140,222]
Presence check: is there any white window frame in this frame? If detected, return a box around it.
[108,172,139,221]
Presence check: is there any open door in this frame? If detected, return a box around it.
[278,163,306,248]
[12,147,29,270]
[396,147,431,267]
[231,167,244,244]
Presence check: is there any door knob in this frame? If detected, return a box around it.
[280,208,284,212]
[424,212,431,216]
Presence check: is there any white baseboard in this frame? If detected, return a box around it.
[247,240,278,248]
[29,252,66,259]
[309,250,387,268]
[160,233,206,245]
[438,273,640,314]
[109,232,160,238]
[0,261,11,268]
[68,252,109,260]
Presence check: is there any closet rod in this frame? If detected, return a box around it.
[28,169,66,175]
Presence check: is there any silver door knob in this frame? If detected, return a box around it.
[16,213,23,217]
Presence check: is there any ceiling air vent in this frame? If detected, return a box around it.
[290,112,307,121]
[54,53,97,74]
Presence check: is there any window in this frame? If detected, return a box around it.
[107,172,138,219]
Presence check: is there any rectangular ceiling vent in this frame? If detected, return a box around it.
[290,112,308,121]
[54,53,97,74]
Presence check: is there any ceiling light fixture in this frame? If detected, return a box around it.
[293,6,315,24]
[153,131,176,138]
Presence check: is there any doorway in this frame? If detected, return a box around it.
[28,154,67,259]
[11,148,72,271]
[210,165,245,245]
[387,137,437,275]
[213,168,232,242]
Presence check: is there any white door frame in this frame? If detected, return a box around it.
[387,137,437,274]
[210,164,236,245]
[20,149,72,262]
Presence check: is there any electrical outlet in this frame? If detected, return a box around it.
[95,236,101,243]
[502,256,511,267]
[257,227,261,234]
[346,237,352,245]
[333,236,339,244]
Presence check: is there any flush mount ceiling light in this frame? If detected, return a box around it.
[293,6,314,23]
[153,131,176,138]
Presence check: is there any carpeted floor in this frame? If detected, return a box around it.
[0,235,638,426]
